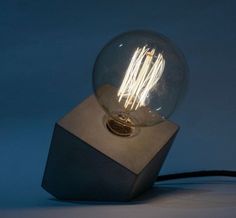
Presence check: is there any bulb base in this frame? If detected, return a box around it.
[104,113,138,137]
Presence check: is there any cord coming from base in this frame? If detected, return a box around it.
[156,170,236,182]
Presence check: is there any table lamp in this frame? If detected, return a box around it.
[42,30,187,201]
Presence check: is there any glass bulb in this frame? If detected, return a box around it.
[93,30,187,136]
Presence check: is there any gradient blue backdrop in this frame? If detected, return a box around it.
[0,0,235,209]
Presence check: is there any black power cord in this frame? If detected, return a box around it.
[156,170,236,182]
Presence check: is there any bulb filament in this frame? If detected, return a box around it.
[117,45,165,110]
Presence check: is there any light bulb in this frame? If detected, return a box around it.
[93,30,187,136]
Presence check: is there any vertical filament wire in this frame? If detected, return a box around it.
[117,46,165,110]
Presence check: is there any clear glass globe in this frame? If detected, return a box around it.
[92,30,187,136]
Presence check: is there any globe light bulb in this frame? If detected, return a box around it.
[93,30,187,136]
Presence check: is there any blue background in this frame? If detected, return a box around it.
[0,0,235,210]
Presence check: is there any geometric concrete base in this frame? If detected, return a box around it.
[42,94,179,201]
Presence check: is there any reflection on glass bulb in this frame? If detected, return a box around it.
[117,45,165,111]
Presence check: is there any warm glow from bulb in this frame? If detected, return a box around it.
[117,46,165,110]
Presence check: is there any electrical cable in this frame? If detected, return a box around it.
[156,170,236,182]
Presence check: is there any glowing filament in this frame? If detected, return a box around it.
[117,46,165,110]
